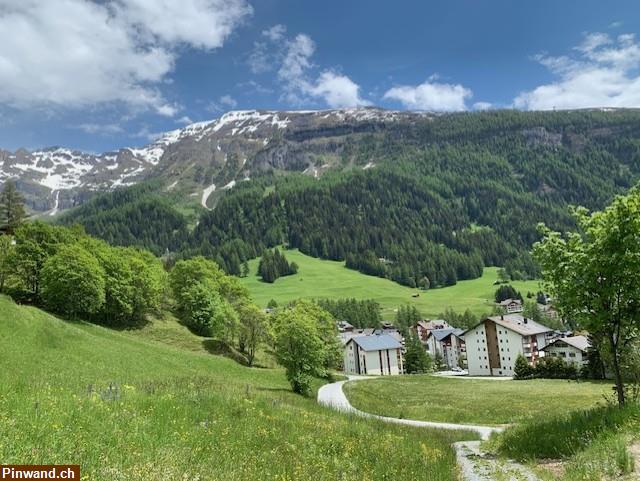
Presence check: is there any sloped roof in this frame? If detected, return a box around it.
[417,320,449,330]
[463,315,553,337]
[499,298,522,306]
[348,334,402,351]
[541,335,590,352]
[490,315,553,336]
[428,327,465,342]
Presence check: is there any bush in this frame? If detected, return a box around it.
[535,356,579,379]
[41,244,105,318]
[513,354,535,380]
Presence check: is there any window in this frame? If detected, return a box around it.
[569,352,576,358]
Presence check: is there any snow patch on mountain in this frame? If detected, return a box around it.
[201,183,216,208]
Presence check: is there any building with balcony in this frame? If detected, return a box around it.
[463,314,554,376]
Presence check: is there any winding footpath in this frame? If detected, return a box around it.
[318,376,541,481]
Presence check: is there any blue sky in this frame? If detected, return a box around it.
[1,0,639,152]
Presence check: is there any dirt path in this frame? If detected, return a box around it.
[318,376,542,481]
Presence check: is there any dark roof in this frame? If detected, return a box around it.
[429,328,465,342]
[348,334,402,351]
[541,335,590,352]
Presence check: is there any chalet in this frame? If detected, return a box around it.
[425,328,466,369]
[463,314,554,376]
[498,298,523,313]
[337,321,354,332]
[415,319,450,342]
[343,335,404,375]
[541,335,590,367]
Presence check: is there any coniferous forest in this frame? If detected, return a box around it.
[59,110,640,287]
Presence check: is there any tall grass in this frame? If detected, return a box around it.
[0,296,478,480]
[492,403,640,460]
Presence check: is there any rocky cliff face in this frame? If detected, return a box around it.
[0,108,429,214]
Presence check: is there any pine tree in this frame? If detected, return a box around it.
[0,180,26,235]
[404,333,432,374]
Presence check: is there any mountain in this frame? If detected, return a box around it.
[0,108,428,214]
[8,107,640,290]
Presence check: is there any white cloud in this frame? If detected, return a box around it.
[473,102,493,111]
[514,31,640,110]
[262,24,286,42]
[248,27,368,108]
[76,123,124,135]
[176,116,194,125]
[206,94,239,113]
[306,71,370,108]
[383,78,472,111]
[0,0,251,115]
[219,95,238,108]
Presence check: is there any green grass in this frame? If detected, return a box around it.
[490,403,640,481]
[343,375,612,425]
[240,249,540,319]
[0,296,478,480]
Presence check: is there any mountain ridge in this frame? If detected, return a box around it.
[0,107,428,214]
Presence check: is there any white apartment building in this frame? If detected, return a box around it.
[343,334,404,375]
[463,315,554,376]
[424,328,466,369]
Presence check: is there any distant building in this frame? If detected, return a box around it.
[337,321,354,332]
[339,328,403,346]
[415,319,450,342]
[425,328,466,369]
[343,335,404,375]
[541,335,590,367]
[463,315,554,376]
[498,298,523,314]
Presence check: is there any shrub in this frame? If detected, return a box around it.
[513,354,535,380]
[41,244,105,318]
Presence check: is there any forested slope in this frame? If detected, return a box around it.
[61,109,640,287]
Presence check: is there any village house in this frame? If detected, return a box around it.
[463,314,554,376]
[415,319,450,342]
[424,328,466,369]
[498,298,523,313]
[541,335,590,367]
[343,334,404,375]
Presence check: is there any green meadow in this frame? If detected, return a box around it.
[343,375,612,425]
[0,296,477,480]
[240,249,541,319]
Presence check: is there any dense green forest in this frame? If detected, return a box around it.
[59,110,640,287]
[58,182,190,256]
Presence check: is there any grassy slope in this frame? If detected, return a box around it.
[240,249,541,319]
[0,296,477,480]
[343,375,611,425]
[490,403,640,481]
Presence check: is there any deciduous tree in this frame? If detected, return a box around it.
[534,189,640,406]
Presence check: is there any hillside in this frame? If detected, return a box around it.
[0,296,477,480]
[53,109,640,289]
[240,249,540,319]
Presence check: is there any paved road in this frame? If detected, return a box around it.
[317,376,502,440]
